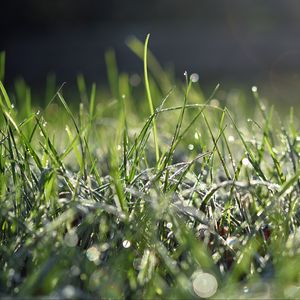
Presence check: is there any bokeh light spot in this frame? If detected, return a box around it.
[251,86,258,93]
[86,246,100,262]
[192,272,218,298]
[190,73,199,83]
[64,230,78,247]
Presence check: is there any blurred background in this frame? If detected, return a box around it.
[1,0,300,106]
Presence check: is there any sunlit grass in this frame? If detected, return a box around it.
[0,37,300,299]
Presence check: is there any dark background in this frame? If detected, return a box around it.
[2,0,300,104]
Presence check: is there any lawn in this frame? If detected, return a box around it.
[0,36,300,299]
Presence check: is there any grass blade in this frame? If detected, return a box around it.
[144,34,160,163]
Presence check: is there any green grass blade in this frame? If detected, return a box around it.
[0,81,13,111]
[144,34,160,163]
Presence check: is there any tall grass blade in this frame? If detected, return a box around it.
[144,34,160,163]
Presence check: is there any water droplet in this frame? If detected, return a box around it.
[122,94,126,99]
[190,73,199,83]
[184,71,188,77]
[166,222,173,229]
[117,145,122,151]
[192,272,218,298]
[252,86,258,92]
[243,286,249,293]
[11,104,15,109]
[188,144,194,151]
[123,240,131,248]
[86,246,100,262]
[43,121,47,127]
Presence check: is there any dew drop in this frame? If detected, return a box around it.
[252,86,258,92]
[166,222,173,229]
[188,144,194,151]
[123,240,131,248]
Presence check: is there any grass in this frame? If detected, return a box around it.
[0,38,300,299]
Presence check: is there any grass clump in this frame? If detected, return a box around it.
[0,39,300,299]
